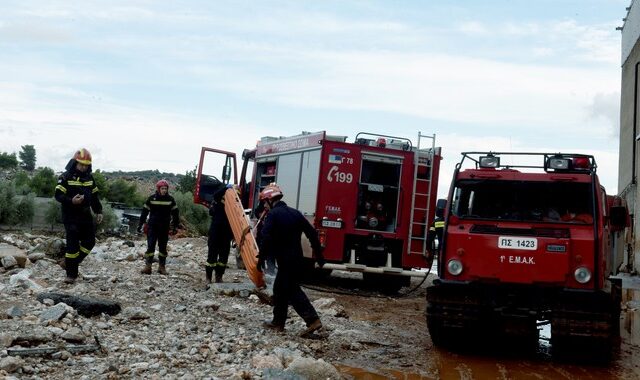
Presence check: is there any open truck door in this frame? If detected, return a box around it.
[194,147,238,208]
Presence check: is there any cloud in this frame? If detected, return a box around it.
[457,21,490,35]
[588,92,620,137]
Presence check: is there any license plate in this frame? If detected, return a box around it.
[321,220,342,228]
[498,236,537,250]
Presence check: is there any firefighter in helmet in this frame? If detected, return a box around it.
[205,184,235,284]
[137,179,180,275]
[258,183,326,337]
[55,148,103,284]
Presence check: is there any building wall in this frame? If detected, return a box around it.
[620,0,640,272]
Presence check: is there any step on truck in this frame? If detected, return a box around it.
[194,131,441,292]
[426,152,629,357]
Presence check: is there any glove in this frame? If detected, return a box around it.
[314,247,326,268]
[136,225,143,234]
[257,256,265,273]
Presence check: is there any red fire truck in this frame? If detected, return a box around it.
[426,152,629,355]
[194,131,441,291]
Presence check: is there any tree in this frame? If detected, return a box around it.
[13,170,31,195]
[0,152,18,169]
[29,167,57,197]
[93,170,109,195]
[45,200,63,228]
[178,167,197,193]
[106,179,144,207]
[15,194,35,225]
[19,145,36,171]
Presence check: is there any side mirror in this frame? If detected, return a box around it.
[609,206,628,232]
[222,165,232,182]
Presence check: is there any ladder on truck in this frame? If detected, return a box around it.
[408,132,436,256]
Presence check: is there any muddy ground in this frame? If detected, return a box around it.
[1,232,640,379]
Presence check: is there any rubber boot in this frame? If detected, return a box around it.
[141,255,153,275]
[158,255,167,275]
[300,318,322,337]
[205,267,214,284]
[215,268,224,283]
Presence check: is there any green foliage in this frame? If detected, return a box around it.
[0,152,18,169]
[177,167,197,193]
[15,194,35,225]
[19,145,36,171]
[13,170,31,195]
[0,181,17,224]
[45,199,63,227]
[93,170,109,195]
[173,190,209,236]
[29,167,57,197]
[105,179,145,207]
[98,203,119,232]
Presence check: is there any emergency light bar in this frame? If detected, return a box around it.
[459,152,597,173]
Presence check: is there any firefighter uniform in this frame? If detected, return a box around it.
[427,214,444,257]
[206,185,233,283]
[54,150,103,283]
[138,183,179,274]
[259,198,324,335]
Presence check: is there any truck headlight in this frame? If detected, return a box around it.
[574,266,591,284]
[447,259,463,276]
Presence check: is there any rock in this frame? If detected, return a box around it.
[122,307,150,320]
[285,357,341,380]
[13,327,52,346]
[0,243,27,267]
[1,255,18,269]
[5,306,24,319]
[27,252,46,262]
[195,300,220,311]
[37,292,121,317]
[174,305,187,312]
[123,241,135,247]
[251,354,283,369]
[9,269,43,291]
[39,303,68,323]
[0,333,14,348]
[61,327,85,343]
[312,297,348,318]
[42,238,66,257]
[0,356,24,373]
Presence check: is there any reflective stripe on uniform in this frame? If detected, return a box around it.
[144,204,150,209]
[67,180,94,187]
[66,251,80,259]
[150,200,172,206]
[206,262,227,267]
[92,187,99,193]
[56,185,67,193]
[171,205,178,210]
[79,246,91,255]
[145,252,155,257]
[158,252,168,257]
[434,221,445,228]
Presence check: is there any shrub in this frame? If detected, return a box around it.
[15,194,35,225]
[29,167,57,197]
[0,181,17,224]
[98,203,119,232]
[173,190,209,236]
[45,199,63,228]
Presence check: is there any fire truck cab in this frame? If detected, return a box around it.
[195,131,441,292]
[426,152,629,356]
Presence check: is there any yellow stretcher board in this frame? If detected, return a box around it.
[224,188,266,289]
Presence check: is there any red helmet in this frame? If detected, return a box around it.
[260,183,283,201]
[156,179,170,190]
[73,148,92,165]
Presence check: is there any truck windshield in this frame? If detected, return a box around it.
[451,180,594,224]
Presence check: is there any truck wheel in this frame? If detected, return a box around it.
[363,273,409,294]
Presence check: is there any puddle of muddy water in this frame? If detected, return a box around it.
[336,365,436,380]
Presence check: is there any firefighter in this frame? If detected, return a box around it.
[205,184,234,284]
[137,179,179,275]
[258,183,326,337]
[254,191,276,275]
[427,208,445,258]
[55,148,103,284]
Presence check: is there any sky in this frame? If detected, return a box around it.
[0,0,629,198]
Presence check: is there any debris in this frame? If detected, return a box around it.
[37,292,122,317]
[7,336,102,357]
